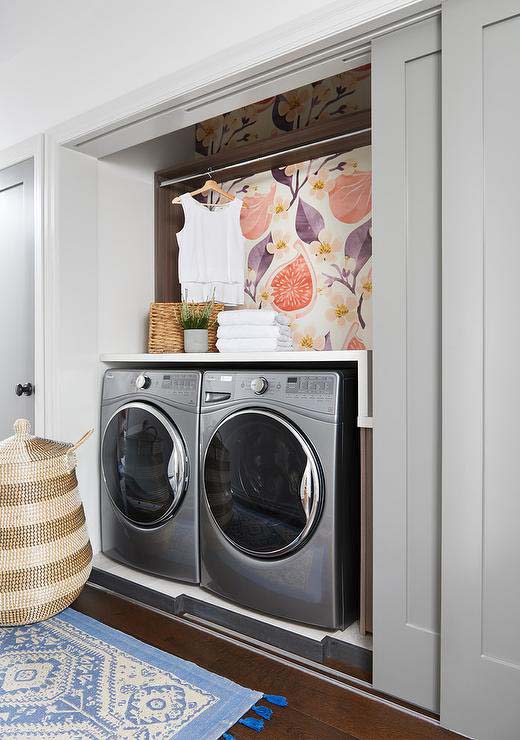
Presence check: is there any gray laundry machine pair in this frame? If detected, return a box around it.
[100,367,359,629]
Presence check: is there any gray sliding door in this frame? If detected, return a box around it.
[442,1,520,737]
[372,17,441,712]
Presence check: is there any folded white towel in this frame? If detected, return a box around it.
[218,309,289,327]
[217,324,291,340]
[217,338,294,353]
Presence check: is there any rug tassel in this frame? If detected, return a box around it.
[252,704,273,720]
[239,716,265,732]
[263,693,288,706]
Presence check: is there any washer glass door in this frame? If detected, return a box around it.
[204,409,322,557]
[102,402,187,527]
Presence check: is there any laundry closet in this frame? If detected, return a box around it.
[32,1,520,738]
[52,7,439,719]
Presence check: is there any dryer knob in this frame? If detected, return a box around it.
[135,374,151,390]
[251,376,268,395]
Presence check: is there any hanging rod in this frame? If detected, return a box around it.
[159,126,371,187]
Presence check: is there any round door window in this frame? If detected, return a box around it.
[203,409,322,557]
[102,402,188,527]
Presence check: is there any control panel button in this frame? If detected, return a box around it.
[251,377,268,395]
[135,374,151,390]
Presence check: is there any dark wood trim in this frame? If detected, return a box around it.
[154,111,371,302]
[77,582,454,737]
[155,110,371,184]
[89,566,371,681]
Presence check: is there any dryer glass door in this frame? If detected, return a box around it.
[204,409,322,557]
[102,402,188,527]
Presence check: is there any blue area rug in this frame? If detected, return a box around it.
[0,608,269,739]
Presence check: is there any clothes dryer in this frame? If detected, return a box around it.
[200,370,359,629]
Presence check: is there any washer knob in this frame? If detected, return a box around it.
[251,377,268,395]
[135,374,151,390]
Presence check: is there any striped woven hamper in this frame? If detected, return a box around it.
[0,419,93,626]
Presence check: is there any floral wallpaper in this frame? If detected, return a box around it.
[216,146,372,351]
[195,65,371,157]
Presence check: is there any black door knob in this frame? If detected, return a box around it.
[15,382,33,397]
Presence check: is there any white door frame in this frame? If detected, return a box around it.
[47,0,440,158]
[0,135,48,436]
[36,0,440,438]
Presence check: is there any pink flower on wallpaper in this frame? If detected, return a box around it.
[267,231,293,261]
[293,325,326,351]
[283,162,306,177]
[278,88,311,123]
[251,97,276,113]
[311,229,342,263]
[360,267,373,298]
[343,322,367,350]
[273,196,290,220]
[308,168,335,200]
[268,251,316,314]
[328,171,372,223]
[240,183,276,239]
[325,292,358,327]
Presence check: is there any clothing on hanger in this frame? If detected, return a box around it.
[176,193,245,305]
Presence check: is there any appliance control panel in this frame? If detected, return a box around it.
[203,371,339,414]
[103,370,200,405]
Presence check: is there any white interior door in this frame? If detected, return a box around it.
[442,0,520,737]
[0,159,34,438]
[372,17,442,712]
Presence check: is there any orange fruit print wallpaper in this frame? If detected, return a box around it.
[194,65,372,351]
[221,146,372,351]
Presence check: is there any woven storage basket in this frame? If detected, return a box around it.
[0,419,93,626]
[148,302,223,353]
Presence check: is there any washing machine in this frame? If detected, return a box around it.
[100,369,201,583]
[200,369,360,629]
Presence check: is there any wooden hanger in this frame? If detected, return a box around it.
[172,176,247,207]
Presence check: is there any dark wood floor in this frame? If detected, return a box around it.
[73,586,459,740]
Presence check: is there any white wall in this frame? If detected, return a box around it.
[97,161,153,356]
[0,0,331,150]
[54,145,100,549]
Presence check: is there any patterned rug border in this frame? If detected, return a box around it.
[1,607,264,739]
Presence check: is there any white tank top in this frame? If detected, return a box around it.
[177,193,245,305]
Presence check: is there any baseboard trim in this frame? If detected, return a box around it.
[88,567,372,681]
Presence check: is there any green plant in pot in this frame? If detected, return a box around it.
[177,292,216,353]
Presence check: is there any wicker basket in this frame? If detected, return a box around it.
[148,302,223,353]
[0,419,93,626]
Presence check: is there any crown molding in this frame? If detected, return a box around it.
[48,0,438,156]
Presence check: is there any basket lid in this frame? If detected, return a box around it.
[0,419,76,464]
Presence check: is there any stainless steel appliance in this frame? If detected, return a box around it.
[100,369,201,583]
[200,369,359,629]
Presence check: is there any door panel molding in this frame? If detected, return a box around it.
[0,136,46,435]
[372,15,441,711]
[442,1,520,737]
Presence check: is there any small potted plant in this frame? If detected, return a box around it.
[177,292,215,353]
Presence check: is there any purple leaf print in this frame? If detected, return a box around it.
[344,218,372,277]
[272,95,294,132]
[295,198,325,244]
[248,232,273,288]
[323,331,332,351]
[271,167,293,188]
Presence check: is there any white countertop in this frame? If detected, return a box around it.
[99,350,373,428]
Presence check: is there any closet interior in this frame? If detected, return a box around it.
[96,60,374,681]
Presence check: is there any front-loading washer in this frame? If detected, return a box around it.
[200,369,360,629]
[100,369,201,583]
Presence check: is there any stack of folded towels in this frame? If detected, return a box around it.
[216,309,293,353]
